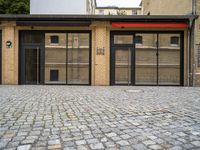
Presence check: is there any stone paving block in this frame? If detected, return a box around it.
[17,145,31,150]
[191,141,200,147]
[48,144,62,149]
[149,144,163,150]
[90,143,104,149]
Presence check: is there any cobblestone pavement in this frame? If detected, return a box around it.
[0,86,200,150]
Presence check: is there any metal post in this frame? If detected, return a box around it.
[37,47,39,84]
[187,28,191,86]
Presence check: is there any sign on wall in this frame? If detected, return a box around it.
[6,41,12,48]
[96,47,105,55]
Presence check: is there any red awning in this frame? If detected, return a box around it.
[111,22,188,28]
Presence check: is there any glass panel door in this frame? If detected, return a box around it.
[67,33,90,84]
[115,48,132,85]
[25,48,39,84]
[158,34,181,85]
[135,34,158,85]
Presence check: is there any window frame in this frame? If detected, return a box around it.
[135,35,143,45]
[50,35,59,45]
[170,36,179,46]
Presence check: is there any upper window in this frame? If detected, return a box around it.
[23,33,43,44]
[132,10,137,15]
[170,36,179,45]
[135,36,143,44]
[50,36,59,44]
[114,35,133,44]
[99,10,104,15]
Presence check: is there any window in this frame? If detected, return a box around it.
[50,70,59,81]
[50,36,59,44]
[132,10,137,15]
[170,36,179,45]
[114,35,133,44]
[99,10,104,15]
[135,36,143,44]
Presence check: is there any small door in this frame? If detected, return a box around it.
[111,47,132,85]
[24,48,40,84]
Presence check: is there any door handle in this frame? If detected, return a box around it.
[156,52,159,56]
[37,47,40,84]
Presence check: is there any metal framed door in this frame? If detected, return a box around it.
[111,47,134,85]
[20,46,43,84]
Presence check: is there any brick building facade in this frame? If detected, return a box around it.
[0,15,196,86]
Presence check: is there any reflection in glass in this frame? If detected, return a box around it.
[23,33,43,44]
[45,33,66,84]
[114,35,133,44]
[25,48,39,84]
[67,33,90,84]
[115,49,131,84]
[158,34,180,85]
[135,34,157,85]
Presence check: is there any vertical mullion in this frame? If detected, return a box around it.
[66,33,68,85]
[132,33,136,85]
[157,33,159,85]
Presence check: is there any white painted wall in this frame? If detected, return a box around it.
[30,0,87,14]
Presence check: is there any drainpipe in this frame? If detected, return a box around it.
[192,0,197,86]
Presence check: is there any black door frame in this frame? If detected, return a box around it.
[20,45,44,84]
[110,31,184,86]
[19,30,92,85]
[110,46,135,85]
[0,30,2,84]
[19,31,45,85]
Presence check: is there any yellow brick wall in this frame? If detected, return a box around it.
[91,21,110,85]
[1,22,18,84]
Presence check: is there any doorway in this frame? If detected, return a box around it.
[19,31,44,84]
[25,48,40,84]
[19,31,91,85]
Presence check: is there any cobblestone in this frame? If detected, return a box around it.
[0,86,200,149]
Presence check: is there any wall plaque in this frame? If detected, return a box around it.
[96,47,105,55]
[6,41,12,48]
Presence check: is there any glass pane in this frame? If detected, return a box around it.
[135,34,157,85]
[115,48,131,84]
[114,35,133,44]
[45,33,66,84]
[23,33,43,44]
[158,34,180,85]
[25,48,39,84]
[67,33,90,84]
[68,33,89,48]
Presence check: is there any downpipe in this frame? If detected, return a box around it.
[187,27,191,86]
